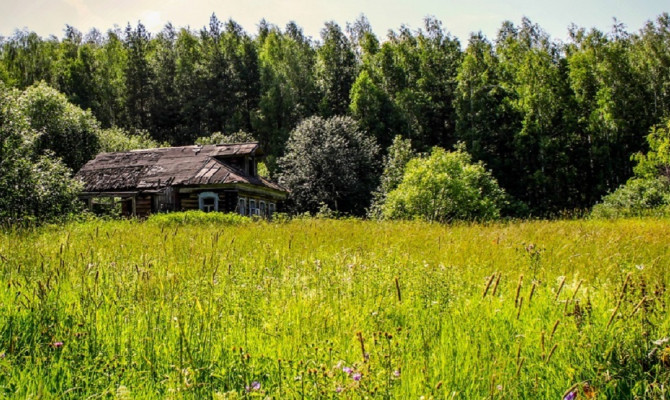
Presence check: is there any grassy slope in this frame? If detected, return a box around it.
[0,217,669,398]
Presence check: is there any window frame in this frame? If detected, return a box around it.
[198,192,219,212]
[249,199,257,216]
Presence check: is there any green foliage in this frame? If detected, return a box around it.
[146,210,251,226]
[278,115,380,215]
[0,85,81,223]
[1,14,670,215]
[591,177,670,218]
[19,82,100,170]
[632,118,670,180]
[0,218,669,397]
[194,130,256,145]
[349,70,401,150]
[255,22,319,166]
[382,145,507,221]
[315,22,357,117]
[368,135,416,218]
[97,127,166,152]
[592,118,670,218]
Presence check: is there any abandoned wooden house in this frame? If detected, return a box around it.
[75,143,288,218]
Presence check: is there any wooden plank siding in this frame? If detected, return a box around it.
[136,195,153,217]
[176,189,238,213]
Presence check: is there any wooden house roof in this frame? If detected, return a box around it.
[75,143,286,194]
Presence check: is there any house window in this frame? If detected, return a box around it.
[259,201,266,217]
[238,197,246,216]
[249,199,257,216]
[198,192,219,212]
[269,203,276,217]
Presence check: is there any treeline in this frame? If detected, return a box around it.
[1,13,670,215]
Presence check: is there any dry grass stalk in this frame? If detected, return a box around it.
[545,343,558,364]
[394,276,402,303]
[515,274,523,308]
[528,281,537,304]
[555,276,566,301]
[606,273,633,329]
[482,273,496,298]
[550,319,560,341]
[492,273,501,297]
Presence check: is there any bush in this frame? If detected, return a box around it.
[381,145,507,222]
[592,118,670,218]
[98,127,166,152]
[591,178,670,218]
[20,82,100,171]
[278,115,380,215]
[0,85,82,224]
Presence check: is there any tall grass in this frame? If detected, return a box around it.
[0,216,668,398]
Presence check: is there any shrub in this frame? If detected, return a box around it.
[381,144,507,222]
[278,115,380,215]
[20,82,100,171]
[0,85,81,224]
[98,127,166,152]
[592,118,670,218]
[591,178,670,218]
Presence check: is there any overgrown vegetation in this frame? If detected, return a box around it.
[278,115,380,215]
[0,84,81,223]
[1,14,670,215]
[0,218,668,398]
[592,118,670,218]
[146,210,251,226]
[381,145,507,222]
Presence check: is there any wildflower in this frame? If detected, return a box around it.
[496,384,503,391]
[335,386,343,393]
[352,373,362,381]
[246,381,261,392]
[342,366,352,375]
[0,352,5,358]
[393,370,401,378]
[52,341,63,348]
[563,390,577,400]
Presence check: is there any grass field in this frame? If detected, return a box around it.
[0,214,669,399]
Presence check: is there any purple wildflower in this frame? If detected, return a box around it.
[335,386,343,393]
[52,341,63,348]
[563,390,577,400]
[342,366,352,375]
[0,352,5,358]
[352,373,362,381]
[393,370,401,378]
[246,381,261,392]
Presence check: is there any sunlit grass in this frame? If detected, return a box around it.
[0,215,669,398]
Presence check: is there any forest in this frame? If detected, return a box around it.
[1,13,670,218]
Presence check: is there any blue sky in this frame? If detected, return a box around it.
[0,0,667,43]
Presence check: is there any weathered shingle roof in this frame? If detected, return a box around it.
[75,143,286,193]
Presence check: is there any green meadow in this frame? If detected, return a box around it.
[0,215,669,399]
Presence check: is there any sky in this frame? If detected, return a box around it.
[0,0,667,44]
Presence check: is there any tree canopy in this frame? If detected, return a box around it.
[592,117,670,217]
[278,115,380,215]
[1,13,670,218]
[0,84,81,223]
